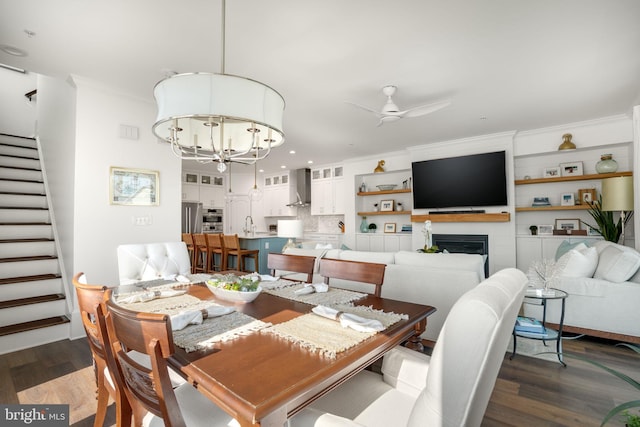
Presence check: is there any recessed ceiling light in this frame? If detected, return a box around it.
[289,150,296,154]
[307,160,313,164]
[479,116,488,120]
[280,165,286,169]
[259,169,264,173]
[0,44,27,57]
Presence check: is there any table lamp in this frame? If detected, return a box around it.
[602,176,634,245]
[278,220,304,252]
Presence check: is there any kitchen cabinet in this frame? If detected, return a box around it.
[182,170,225,207]
[263,171,297,217]
[311,165,345,215]
[238,236,288,274]
[225,195,250,235]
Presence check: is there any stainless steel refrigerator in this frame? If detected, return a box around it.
[182,202,203,233]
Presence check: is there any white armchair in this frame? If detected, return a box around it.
[116,242,192,285]
[290,268,527,427]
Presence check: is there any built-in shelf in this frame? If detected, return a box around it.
[410,213,511,223]
[358,211,410,216]
[515,171,631,185]
[357,188,411,196]
[516,205,590,212]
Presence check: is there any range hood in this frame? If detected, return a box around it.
[287,168,311,207]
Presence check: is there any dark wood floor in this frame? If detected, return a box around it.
[0,336,638,426]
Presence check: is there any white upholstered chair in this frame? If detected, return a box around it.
[289,268,527,427]
[117,242,192,285]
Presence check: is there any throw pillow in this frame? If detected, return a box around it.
[555,240,590,260]
[594,245,640,282]
[554,246,598,278]
[340,244,352,250]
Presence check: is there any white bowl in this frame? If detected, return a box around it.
[376,184,397,191]
[206,284,262,303]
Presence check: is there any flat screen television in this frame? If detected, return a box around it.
[411,151,507,210]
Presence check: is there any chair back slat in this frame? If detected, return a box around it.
[319,258,386,297]
[267,253,315,283]
[103,298,184,426]
[222,234,240,250]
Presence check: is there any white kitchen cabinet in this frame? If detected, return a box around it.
[182,169,225,206]
[263,171,297,217]
[182,183,199,202]
[225,195,250,235]
[199,185,225,208]
[311,164,345,215]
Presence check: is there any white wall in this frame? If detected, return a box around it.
[0,68,37,137]
[72,77,182,285]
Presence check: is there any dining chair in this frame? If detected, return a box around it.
[72,272,116,427]
[181,233,196,273]
[116,242,192,285]
[319,258,386,297]
[205,233,225,273]
[100,298,236,427]
[290,268,527,427]
[222,233,259,272]
[267,252,316,283]
[192,233,210,274]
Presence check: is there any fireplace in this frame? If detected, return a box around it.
[432,234,489,277]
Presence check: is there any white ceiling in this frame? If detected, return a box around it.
[1,0,639,174]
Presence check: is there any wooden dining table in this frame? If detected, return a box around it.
[150,279,435,427]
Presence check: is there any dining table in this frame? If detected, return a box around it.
[115,274,436,427]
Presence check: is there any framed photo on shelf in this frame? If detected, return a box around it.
[543,166,561,178]
[537,224,554,235]
[560,193,575,206]
[110,167,159,206]
[559,161,584,177]
[384,223,396,233]
[380,200,394,212]
[578,188,597,204]
[555,218,580,231]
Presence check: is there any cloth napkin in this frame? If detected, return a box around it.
[170,306,235,331]
[311,305,385,333]
[116,289,186,304]
[259,274,279,282]
[294,283,329,295]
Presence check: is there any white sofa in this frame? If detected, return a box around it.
[282,248,486,341]
[117,242,192,285]
[523,240,640,343]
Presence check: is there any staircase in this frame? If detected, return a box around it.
[0,133,69,354]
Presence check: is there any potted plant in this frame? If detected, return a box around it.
[583,195,633,242]
[529,225,538,235]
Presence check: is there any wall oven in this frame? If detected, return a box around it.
[202,209,223,233]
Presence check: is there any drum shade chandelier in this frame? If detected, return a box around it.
[152,0,285,173]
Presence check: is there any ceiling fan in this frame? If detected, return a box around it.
[346,85,451,127]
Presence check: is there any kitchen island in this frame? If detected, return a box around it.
[238,235,287,274]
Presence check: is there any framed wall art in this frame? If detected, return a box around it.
[543,166,561,178]
[384,223,396,233]
[560,193,575,206]
[559,161,584,177]
[578,188,597,204]
[110,167,159,206]
[380,200,395,212]
[555,218,580,231]
[537,224,554,235]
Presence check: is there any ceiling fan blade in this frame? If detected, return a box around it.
[344,101,383,118]
[401,100,451,118]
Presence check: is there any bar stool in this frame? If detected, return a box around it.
[192,234,210,274]
[222,234,259,272]
[181,233,196,273]
[205,233,225,273]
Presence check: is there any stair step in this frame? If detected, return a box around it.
[0,157,41,171]
[0,134,37,149]
[0,208,50,223]
[0,274,61,286]
[0,258,60,280]
[0,277,63,300]
[0,193,48,209]
[0,315,70,337]
[0,167,43,182]
[0,180,45,194]
[0,240,56,258]
[0,255,57,263]
[0,145,39,160]
[0,224,54,240]
[0,293,64,309]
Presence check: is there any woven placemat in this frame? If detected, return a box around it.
[264,283,367,306]
[264,305,408,358]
